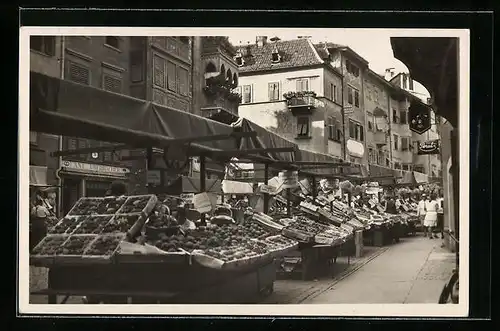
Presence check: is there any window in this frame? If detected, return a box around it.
[167,61,177,91]
[402,164,411,171]
[30,131,38,145]
[394,162,401,170]
[368,120,373,131]
[31,36,55,56]
[402,74,408,89]
[271,51,281,63]
[296,79,309,92]
[393,134,399,150]
[354,90,360,107]
[297,116,310,138]
[414,165,425,173]
[401,137,410,151]
[409,77,414,90]
[349,119,364,141]
[235,56,244,66]
[67,61,90,85]
[413,140,420,154]
[333,85,338,102]
[392,108,399,124]
[400,110,408,124]
[153,55,166,88]
[368,148,374,163]
[378,150,385,165]
[329,83,334,101]
[268,82,280,101]
[102,74,122,93]
[178,67,189,96]
[130,50,143,83]
[347,87,353,105]
[105,36,120,49]
[346,59,360,77]
[347,86,359,107]
[328,117,340,141]
[241,85,252,104]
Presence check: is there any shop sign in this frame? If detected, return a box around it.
[146,170,161,185]
[409,102,432,134]
[417,140,440,155]
[259,184,278,195]
[346,139,365,158]
[180,193,195,204]
[61,160,129,177]
[193,192,215,213]
[278,170,299,189]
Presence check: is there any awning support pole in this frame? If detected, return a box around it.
[263,163,269,214]
[200,155,206,226]
[286,188,291,217]
[311,176,317,201]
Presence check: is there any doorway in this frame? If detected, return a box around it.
[62,178,80,216]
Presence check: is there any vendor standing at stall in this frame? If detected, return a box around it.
[437,193,445,240]
[30,189,51,252]
[383,195,398,215]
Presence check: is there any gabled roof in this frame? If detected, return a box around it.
[321,42,370,65]
[236,38,324,74]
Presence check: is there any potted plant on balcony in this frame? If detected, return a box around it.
[283,91,317,100]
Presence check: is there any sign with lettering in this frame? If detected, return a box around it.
[61,160,129,177]
[180,193,195,204]
[409,102,432,134]
[417,140,440,155]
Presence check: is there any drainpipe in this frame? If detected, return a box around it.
[56,36,65,217]
[340,52,346,161]
[387,91,393,169]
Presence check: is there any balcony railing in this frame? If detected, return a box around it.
[286,95,318,108]
[201,97,239,116]
[373,131,388,145]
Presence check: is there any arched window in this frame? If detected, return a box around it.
[232,73,238,87]
[226,69,232,82]
[205,62,217,73]
[220,64,226,75]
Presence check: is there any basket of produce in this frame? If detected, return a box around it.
[102,213,145,237]
[47,216,85,235]
[30,235,68,266]
[82,233,126,263]
[240,219,278,239]
[145,214,180,239]
[53,234,98,264]
[71,215,114,235]
[67,196,128,216]
[116,194,158,215]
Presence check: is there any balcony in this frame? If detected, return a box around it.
[201,96,239,117]
[373,131,388,146]
[284,91,322,115]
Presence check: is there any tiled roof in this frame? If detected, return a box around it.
[236,39,323,73]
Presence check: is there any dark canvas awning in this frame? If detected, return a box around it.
[297,149,349,177]
[234,118,298,162]
[30,71,237,153]
[369,164,398,185]
[390,37,458,127]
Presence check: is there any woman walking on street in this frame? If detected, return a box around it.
[417,194,427,236]
[424,193,439,239]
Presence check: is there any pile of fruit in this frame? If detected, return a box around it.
[48,217,83,234]
[201,239,269,262]
[239,220,274,239]
[72,215,114,234]
[150,233,204,253]
[84,235,123,256]
[147,214,179,228]
[68,197,126,216]
[101,214,141,234]
[59,235,96,255]
[119,196,152,214]
[32,235,67,255]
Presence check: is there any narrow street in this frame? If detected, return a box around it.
[264,235,456,304]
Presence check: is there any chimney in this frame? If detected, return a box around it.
[384,68,395,81]
[270,36,281,42]
[256,36,267,47]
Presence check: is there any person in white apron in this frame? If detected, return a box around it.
[424,193,439,239]
[417,194,427,236]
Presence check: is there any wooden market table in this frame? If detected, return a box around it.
[30,255,276,304]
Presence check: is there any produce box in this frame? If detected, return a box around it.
[67,196,128,216]
[282,227,315,243]
[264,235,299,257]
[53,234,97,264]
[71,215,114,235]
[103,213,146,238]
[81,233,126,263]
[252,214,284,232]
[30,235,68,266]
[116,194,158,216]
[47,216,84,235]
[191,242,271,270]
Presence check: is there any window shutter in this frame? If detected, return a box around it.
[130,50,143,82]
[167,61,177,91]
[153,55,166,88]
[359,125,364,141]
[103,74,122,93]
[178,67,189,96]
[354,91,359,107]
[347,87,353,104]
[68,62,90,85]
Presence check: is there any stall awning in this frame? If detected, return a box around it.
[164,176,222,194]
[391,37,458,128]
[30,166,48,186]
[412,171,429,184]
[369,164,398,186]
[397,170,417,185]
[222,180,254,194]
[234,118,298,162]
[30,71,237,153]
[297,149,345,177]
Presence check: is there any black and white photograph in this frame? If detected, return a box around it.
[20,26,469,316]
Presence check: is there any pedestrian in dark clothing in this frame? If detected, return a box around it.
[384,196,398,215]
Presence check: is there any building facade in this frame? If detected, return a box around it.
[236,37,344,159]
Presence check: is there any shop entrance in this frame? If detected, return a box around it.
[62,178,80,216]
[85,180,111,198]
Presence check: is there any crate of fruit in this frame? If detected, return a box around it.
[47,216,85,235]
[116,194,158,216]
[67,196,128,216]
[71,215,115,235]
[192,241,271,270]
[81,233,126,263]
[115,241,190,265]
[262,235,299,258]
[102,213,147,238]
[252,214,284,232]
[53,234,98,265]
[281,226,315,243]
[30,235,68,266]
